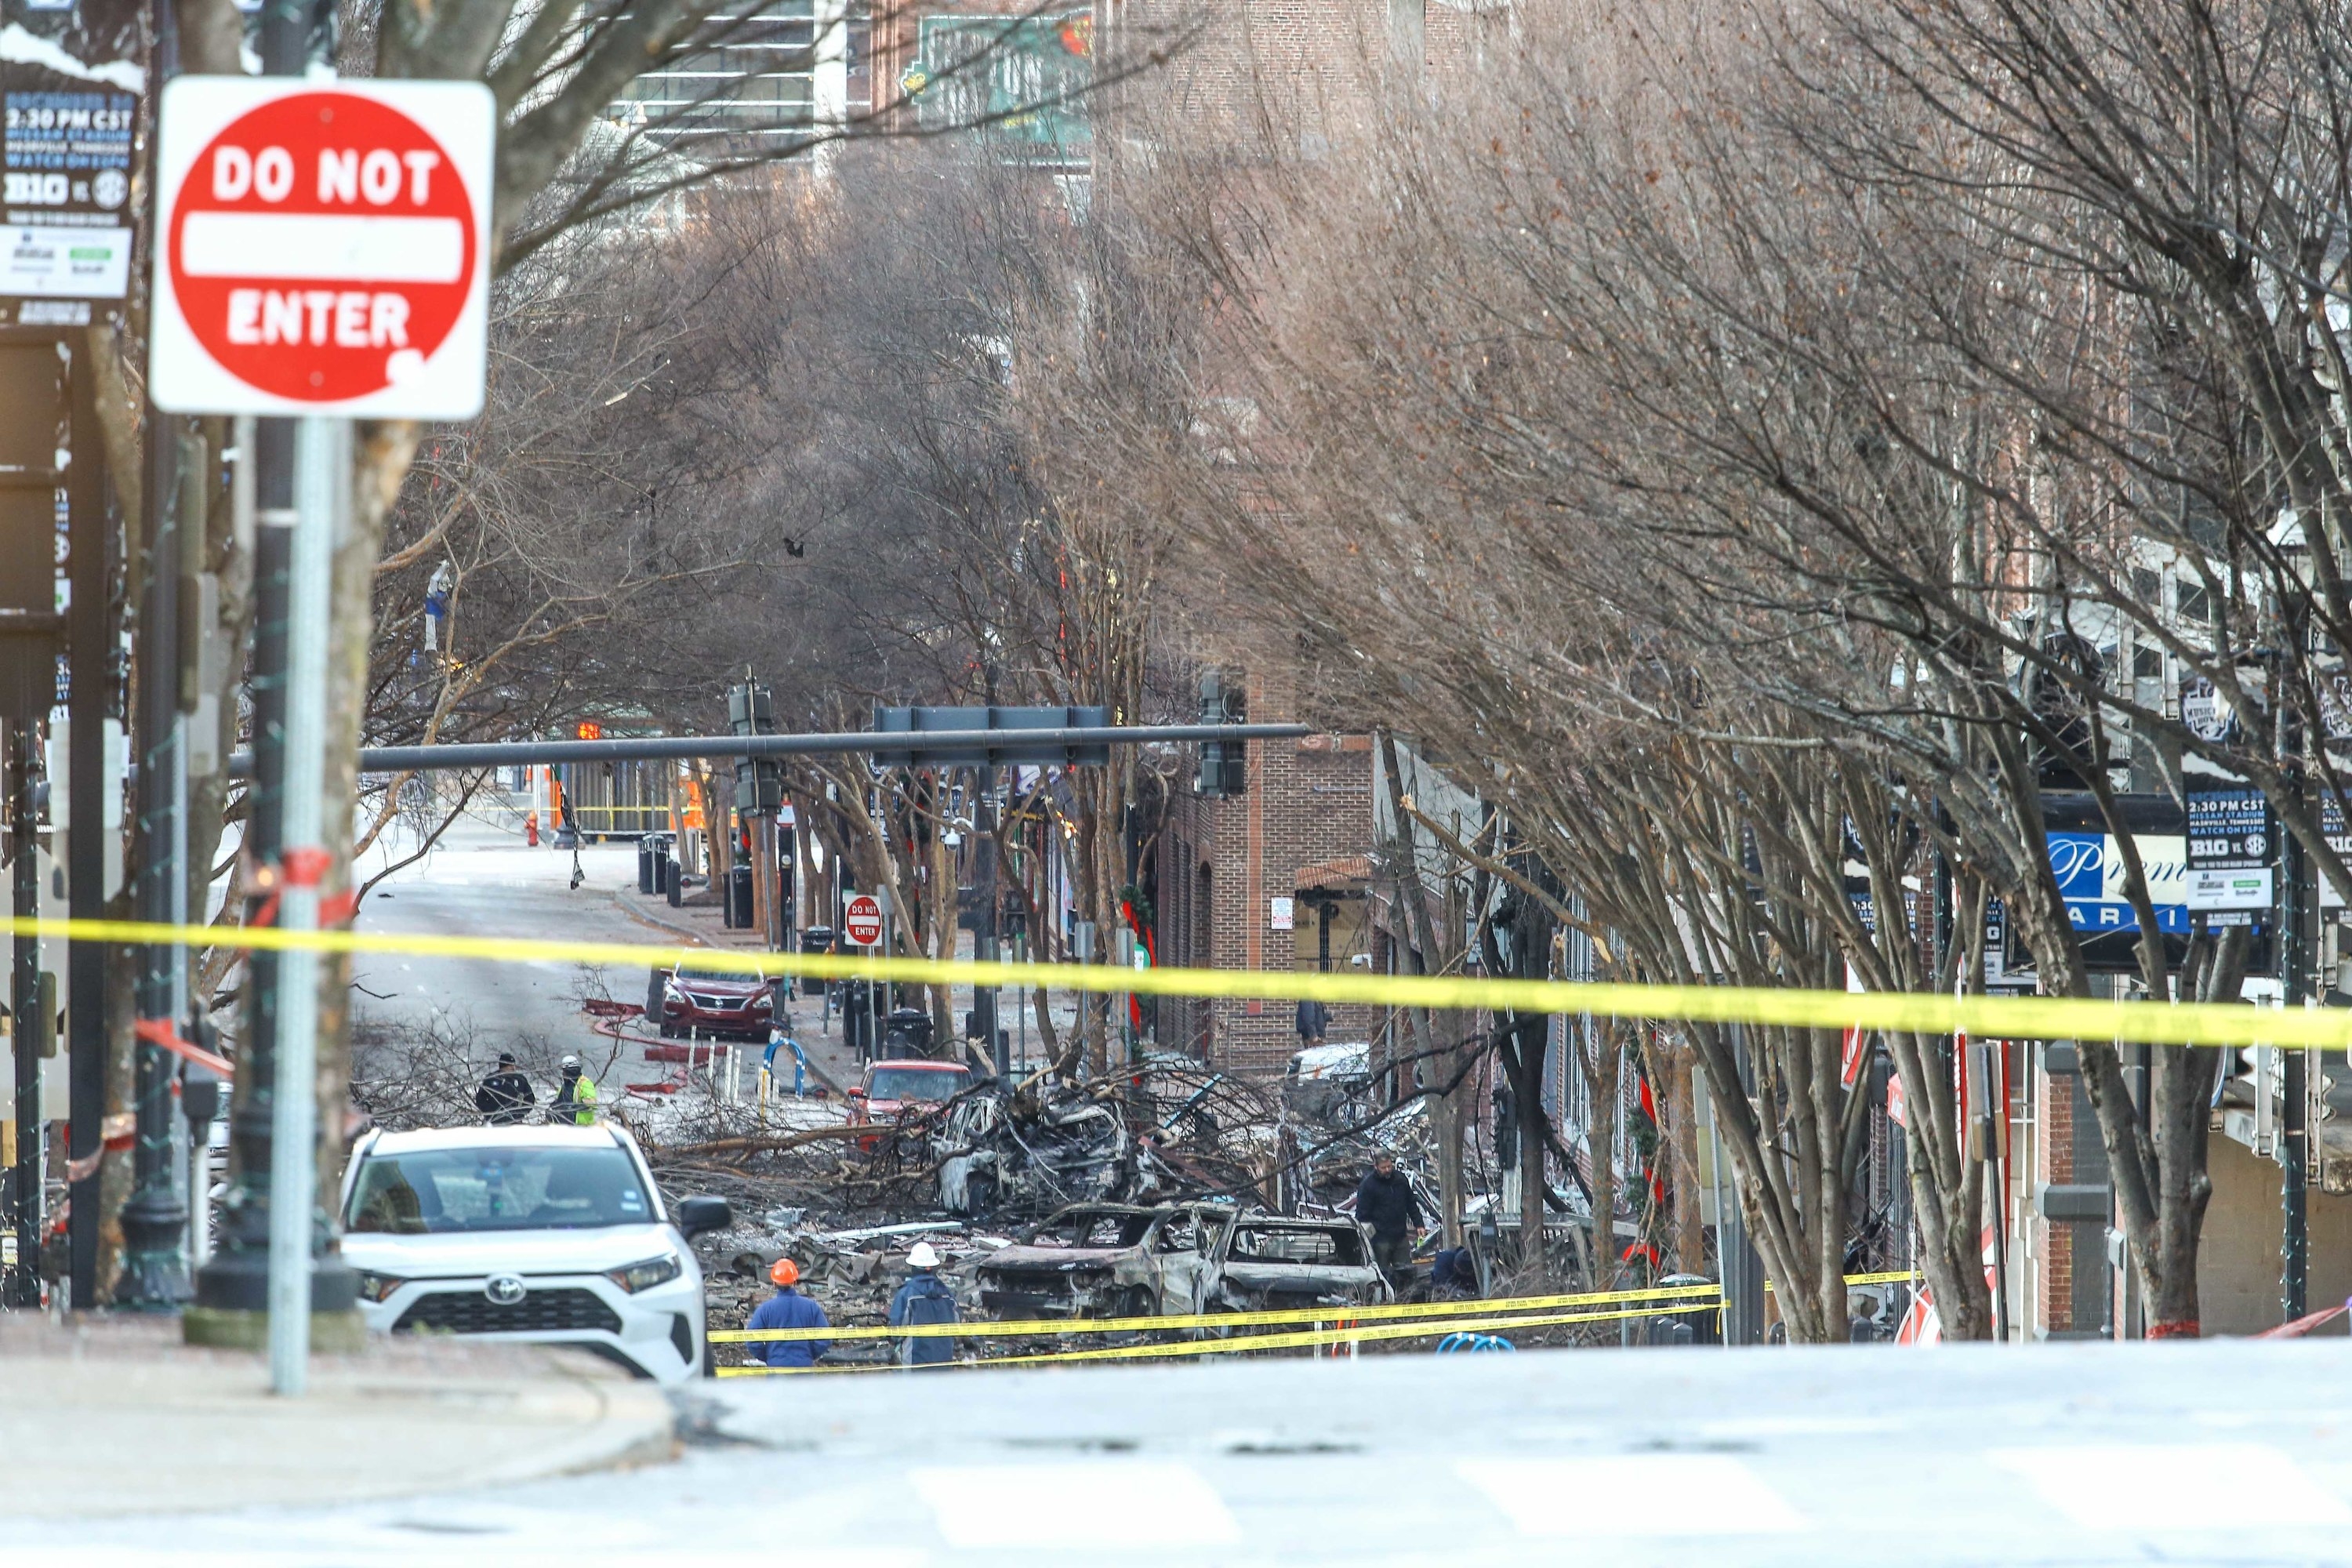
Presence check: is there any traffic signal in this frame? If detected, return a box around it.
[1196,671,1247,797]
[729,679,782,812]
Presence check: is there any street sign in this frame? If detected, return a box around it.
[844,894,884,946]
[872,704,1111,768]
[151,77,494,418]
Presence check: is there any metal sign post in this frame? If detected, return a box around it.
[159,72,492,1381]
[263,416,341,1392]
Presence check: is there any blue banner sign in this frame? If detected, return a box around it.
[2047,831,2190,935]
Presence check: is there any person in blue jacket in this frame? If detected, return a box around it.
[888,1242,960,1367]
[745,1257,830,1368]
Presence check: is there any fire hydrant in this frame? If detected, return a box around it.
[524,810,539,847]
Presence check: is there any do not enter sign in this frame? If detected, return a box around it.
[152,77,495,419]
[844,895,884,947]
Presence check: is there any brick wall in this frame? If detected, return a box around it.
[1156,689,1378,1076]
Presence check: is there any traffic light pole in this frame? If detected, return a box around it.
[2281,796,2309,1322]
[116,403,190,1308]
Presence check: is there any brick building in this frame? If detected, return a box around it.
[1156,691,1380,1075]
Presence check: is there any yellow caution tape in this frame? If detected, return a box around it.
[717,1272,1922,1343]
[711,1280,1729,1342]
[18,913,2349,1047]
[716,1298,1730,1374]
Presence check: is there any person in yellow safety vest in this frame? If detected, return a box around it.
[554,1054,599,1124]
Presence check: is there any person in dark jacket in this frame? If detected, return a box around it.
[745,1258,831,1369]
[1355,1153,1426,1279]
[888,1241,961,1367]
[1295,997,1332,1047]
[474,1053,534,1124]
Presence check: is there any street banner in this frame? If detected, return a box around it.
[0,0,142,321]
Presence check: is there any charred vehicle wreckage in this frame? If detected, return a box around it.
[854,1062,1283,1222]
[649,1048,1448,1348]
[975,1202,1391,1318]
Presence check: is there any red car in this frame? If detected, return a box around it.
[650,956,775,1040]
[848,1060,974,1127]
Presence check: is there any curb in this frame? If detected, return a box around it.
[0,1352,677,1519]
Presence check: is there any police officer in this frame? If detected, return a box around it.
[474,1053,535,1125]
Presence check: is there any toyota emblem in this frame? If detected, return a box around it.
[485,1273,527,1306]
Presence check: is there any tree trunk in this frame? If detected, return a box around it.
[315,421,419,1218]
[1585,1025,1619,1291]
[1664,1044,1704,1275]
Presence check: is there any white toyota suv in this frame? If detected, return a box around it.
[339,1123,732,1385]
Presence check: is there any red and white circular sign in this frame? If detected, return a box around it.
[844,895,884,947]
[153,78,495,419]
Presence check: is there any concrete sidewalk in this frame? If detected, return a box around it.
[0,1317,675,1518]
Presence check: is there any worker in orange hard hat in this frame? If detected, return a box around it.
[744,1256,830,1368]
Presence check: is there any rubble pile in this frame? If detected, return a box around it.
[691,1211,1009,1360]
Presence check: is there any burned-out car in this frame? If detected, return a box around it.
[974,1203,1389,1319]
[1196,1210,1388,1314]
[974,1205,1192,1318]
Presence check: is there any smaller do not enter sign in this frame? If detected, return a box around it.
[844,895,884,947]
[152,77,495,419]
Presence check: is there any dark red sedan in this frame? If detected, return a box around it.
[650,956,776,1040]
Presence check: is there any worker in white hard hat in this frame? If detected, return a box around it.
[888,1240,960,1368]
[554,1053,599,1125]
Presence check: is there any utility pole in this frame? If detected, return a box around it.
[7,726,36,1307]
[187,0,360,1363]
[189,415,290,1343]
[116,398,191,1307]
[64,309,108,1312]
[2281,784,2310,1322]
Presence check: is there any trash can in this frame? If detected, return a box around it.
[798,925,835,997]
[728,864,755,929]
[665,856,684,907]
[638,833,673,895]
[883,1007,933,1058]
[839,976,873,1058]
[1647,1273,1721,1346]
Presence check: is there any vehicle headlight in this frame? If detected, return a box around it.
[607,1252,684,1293]
[752,993,772,1010]
[356,1270,405,1303]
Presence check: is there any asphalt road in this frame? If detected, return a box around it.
[349,806,672,1067]
[15,1338,2352,1563]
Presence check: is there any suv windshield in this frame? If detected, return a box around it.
[346,1145,654,1234]
[867,1067,967,1101]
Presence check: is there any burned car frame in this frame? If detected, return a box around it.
[974,1203,1390,1319]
